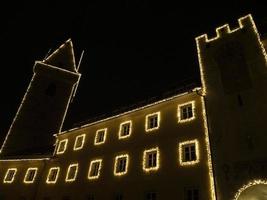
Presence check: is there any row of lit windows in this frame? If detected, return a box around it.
[3,140,199,184]
[56,101,195,154]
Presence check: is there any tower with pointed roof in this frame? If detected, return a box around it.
[0,39,81,157]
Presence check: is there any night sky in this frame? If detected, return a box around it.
[0,1,266,144]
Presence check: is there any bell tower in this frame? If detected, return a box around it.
[196,15,267,200]
[0,39,81,157]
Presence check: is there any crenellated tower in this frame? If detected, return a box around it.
[196,14,267,200]
[0,39,81,157]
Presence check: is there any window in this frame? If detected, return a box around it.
[179,140,199,166]
[145,112,160,132]
[88,159,102,180]
[115,193,123,200]
[46,167,60,184]
[3,168,17,183]
[114,154,129,176]
[145,192,157,200]
[73,134,85,150]
[56,139,68,154]
[65,163,78,182]
[119,121,132,139]
[178,101,195,123]
[94,128,107,145]
[143,147,160,172]
[185,188,199,200]
[87,194,95,200]
[24,168,38,184]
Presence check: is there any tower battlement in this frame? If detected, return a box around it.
[196,14,255,45]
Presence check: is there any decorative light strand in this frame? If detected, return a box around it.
[142,147,160,172]
[114,154,129,176]
[46,167,60,184]
[24,167,38,184]
[177,101,196,123]
[73,134,86,151]
[56,139,68,155]
[178,139,200,166]
[118,121,132,139]
[3,168,17,183]
[145,112,161,132]
[88,159,102,180]
[65,163,79,182]
[94,128,107,145]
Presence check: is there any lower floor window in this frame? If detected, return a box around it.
[185,188,199,200]
[145,192,157,200]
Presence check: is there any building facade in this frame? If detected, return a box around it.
[0,14,266,200]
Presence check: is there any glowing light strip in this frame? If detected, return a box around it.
[145,112,161,132]
[94,128,107,145]
[114,154,129,176]
[73,134,86,151]
[46,167,60,184]
[65,163,79,182]
[0,158,50,162]
[118,121,132,139]
[56,139,68,154]
[143,147,160,172]
[178,139,200,166]
[177,101,196,123]
[3,168,17,183]
[24,167,38,184]
[88,159,102,180]
[233,179,267,200]
[58,88,201,135]
[201,97,216,200]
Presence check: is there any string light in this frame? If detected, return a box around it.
[88,159,102,180]
[118,121,132,139]
[177,101,196,123]
[178,139,199,166]
[94,128,107,145]
[3,168,17,183]
[73,134,86,151]
[46,167,60,184]
[142,147,160,172]
[56,139,68,155]
[145,112,161,132]
[114,154,129,176]
[24,168,38,184]
[65,163,79,182]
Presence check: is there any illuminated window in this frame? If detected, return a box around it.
[3,168,17,183]
[178,101,195,123]
[94,129,107,145]
[143,147,160,172]
[46,167,60,184]
[88,159,102,180]
[145,112,160,132]
[179,140,199,166]
[185,188,199,200]
[65,163,78,182]
[24,168,38,184]
[74,134,85,150]
[145,192,157,200]
[119,121,132,139]
[56,139,68,154]
[114,154,129,176]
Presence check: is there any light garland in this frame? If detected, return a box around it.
[3,168,17,183]
[142,147,160,172]
[94,128,107,145]
[73,134,86,151]
[178,139,199,166]
[65,163,79,182]
[46,167,60,184]
[56,139,68,155]
[145,112,161,132]
[24,167,38,184]
[114,154,129,176]
[177,101,196,123]
[118,121,132,139]
[88,159,102,180]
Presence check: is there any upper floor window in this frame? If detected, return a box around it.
[114,154,129,176]
[65,163,78,182]
[145,112,160,132]
[24,168,38,184]
[56,139,68,154]
[74,134,86,151]
[178,101,195,123]
[143,147,160,172]
[88,159,102,180]
[119,121,132,139]
[94,128,107,145]
[46,167,60,184]
[3,168,17,183]
[185,188,199,200]
[179,140,199,166]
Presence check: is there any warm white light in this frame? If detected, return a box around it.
[88,159,102,180]
[46,167,60,184]
[177,101,196,123]
[145,112,161,132]
[56,139,68,154]
[114,154,129,176]
[178,139,200,166]
[94,128,107,145]
[3,168,17,183]
[143,147,160,172]
[65,163,79,182]
[73,134,86,151]
[24,167,38,184]
[118,121,132,139]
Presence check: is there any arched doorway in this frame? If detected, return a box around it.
[234,180,267,200]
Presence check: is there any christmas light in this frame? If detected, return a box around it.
[46,167,60,184]
[94,128,107,145]
[178,139,199,166]
[114,154,129,176]
[56,139,68,154]
[143,147,160,172]
[65,163,78,182]
[3,168,17,183]
[88,159,102,180]
[118,121,132,139]
[24,168,38,184]
[145,112,161,132]
[177,101,196,123]
[73,134,86,151]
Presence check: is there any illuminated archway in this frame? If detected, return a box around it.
[234,180,267,200]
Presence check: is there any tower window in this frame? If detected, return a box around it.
[143,147,160,172]
[74,134,86,151]
[114,154,129,176]
[179,140,199,166]
[119,121,132,139]
[178,101,195,123]
[24,168,38,184]
[145,112,160,132]
[94,128,107,145]
[65,163,78,182]
[3,168,17,183]
[185,188,199,200]
[46,167,60,184]
[88,159,102,180]
[56,139,68,154]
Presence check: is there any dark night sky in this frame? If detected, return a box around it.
[0,1,267,143]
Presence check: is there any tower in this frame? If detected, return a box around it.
[0,39,81,157]
[196,15,267,199]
